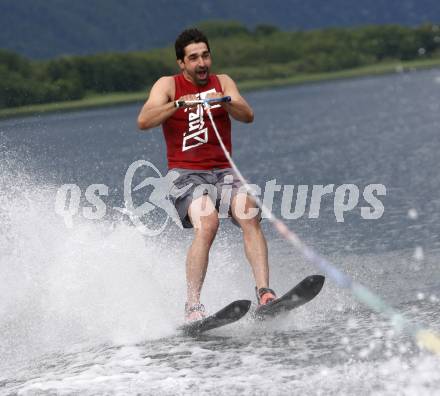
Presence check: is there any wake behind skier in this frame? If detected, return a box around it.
[137,28,276,322]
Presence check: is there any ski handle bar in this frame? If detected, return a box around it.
[174,96,231,108]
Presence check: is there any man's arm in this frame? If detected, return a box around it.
[218,74,254,123]
[137,77,176,130]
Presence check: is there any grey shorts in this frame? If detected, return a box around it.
[167,167,259,228]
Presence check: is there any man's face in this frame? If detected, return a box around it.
[178,42,212,86]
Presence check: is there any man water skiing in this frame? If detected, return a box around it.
[137,28,276,322]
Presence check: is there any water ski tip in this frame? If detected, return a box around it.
[303,274,325,292]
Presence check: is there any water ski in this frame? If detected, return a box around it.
[178,299,251,336]
[254,275,325,319]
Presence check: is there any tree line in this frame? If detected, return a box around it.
[1,21,440,109]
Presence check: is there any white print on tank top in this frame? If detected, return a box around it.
[182,88,220,152]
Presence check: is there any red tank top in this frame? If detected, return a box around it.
[162,73,232,170]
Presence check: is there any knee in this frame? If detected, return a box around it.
[236,215,260,233]
[194,213,219,241]
[231,194,261,231]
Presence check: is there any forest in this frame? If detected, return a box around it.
[1,21,440,109]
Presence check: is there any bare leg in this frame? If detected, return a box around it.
[231,193,269,289]
[186,195,219,306]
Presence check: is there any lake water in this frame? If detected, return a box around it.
[1,69,440,394]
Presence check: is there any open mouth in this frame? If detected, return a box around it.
[196,70,208,80]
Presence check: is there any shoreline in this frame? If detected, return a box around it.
[1,58,440,120]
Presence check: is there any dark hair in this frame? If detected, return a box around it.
[175,28,210,61]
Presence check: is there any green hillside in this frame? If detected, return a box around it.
[1,21,440,115]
